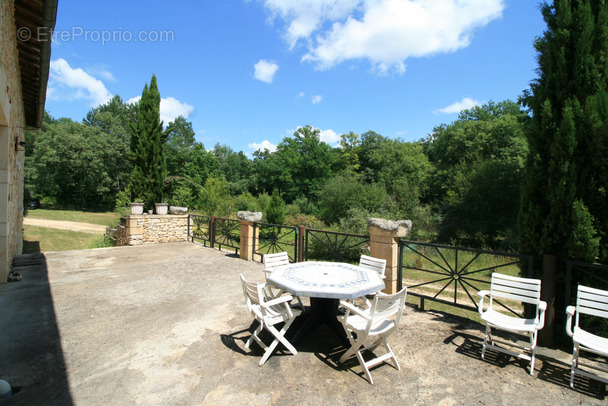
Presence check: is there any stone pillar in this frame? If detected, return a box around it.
[237,211,262,261]
[367,218,412,294]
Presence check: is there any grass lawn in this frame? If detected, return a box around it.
[23,225,112,253]
[22,209,120,253]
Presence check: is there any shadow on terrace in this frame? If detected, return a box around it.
[0,242,605,405]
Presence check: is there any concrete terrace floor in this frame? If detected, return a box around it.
[0,242,606,405]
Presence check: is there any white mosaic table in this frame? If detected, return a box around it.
[268,261,385,344]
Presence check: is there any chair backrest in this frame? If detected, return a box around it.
[368,287,408,328]
[240,274,260,307]
[263,252,290,270]
[575,285,608,322]
[359,255,386,278]
[489,273,542,306]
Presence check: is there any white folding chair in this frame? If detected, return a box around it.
[359,255,387,279]
[263,252,303,309]
[477,273,546,375]
[337,287,407,384]
[566,285,608,387]
[240,274,302,366]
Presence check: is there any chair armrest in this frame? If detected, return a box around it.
[565,305,576,337]
[536,300,548,330]
[339,300,371,319]
[262,295,294,308]
[477,290,490,316]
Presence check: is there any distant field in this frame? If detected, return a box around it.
[22,209,119,253]
[26,209,121,227]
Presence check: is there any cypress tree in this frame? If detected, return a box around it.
[129,75,167,209]
[520,0,608,262]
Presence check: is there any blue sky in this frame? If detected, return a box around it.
[43,0,546,155]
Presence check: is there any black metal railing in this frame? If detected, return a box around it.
[304,228,369,263]
[399,240,534,313]
[213,217,240,254]
[189,215,212,246]
[254,223,298,262]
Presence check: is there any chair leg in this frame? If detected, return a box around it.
[339,333,360,364]
[481,324,491,360]
[246,322,265,350]
[258,319,298,366]
[570,344,579,388]
[356,349,374,385]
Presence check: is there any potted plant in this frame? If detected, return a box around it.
[130,202,144,215]
[155,203,168,215]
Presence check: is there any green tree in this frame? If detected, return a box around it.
[84,95,134,193]
[27,118,118,210]
[519,1,608,261]
[425,101,528,248]
[318,173,386,224]
[265,190,286,225]
[252,125,337,203]
[129,75,167,208]
[212,144,254,195]
[165,116,196,176]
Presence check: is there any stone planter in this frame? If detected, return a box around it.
[169,206,188,214]
[130,203,144,215]
[155,203,168,215]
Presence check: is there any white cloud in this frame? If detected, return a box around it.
[126,95,194,124]
[249,140,277,153]
[435,97,482,114]
[262,0,504,73]
[319,128,340,145]
[297,91,305,98]
[160,97,194,123]
[253,59,279,83]
[311,95,323,104]
[48,58,112,106]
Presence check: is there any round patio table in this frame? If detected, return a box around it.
[267,261,385,345]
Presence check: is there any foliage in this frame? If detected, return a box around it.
[424,100,528,249]
[252,125,337,203]
[26,118,121,210]
[519,0,608,261]
[265,190,286,225]
[318,173,386,224]
[129,74,168,208]
[198,176,234,216]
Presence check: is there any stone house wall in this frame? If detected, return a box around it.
[0,0,26,283]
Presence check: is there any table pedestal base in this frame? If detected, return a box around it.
[292,297,348,345]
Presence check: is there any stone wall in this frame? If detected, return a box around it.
[0,0,26,283]
[117,214,189,246]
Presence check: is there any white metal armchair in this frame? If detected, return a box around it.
[477,273,546,375]
[262,252,303,308]
[566,285,608,387]
[337,287,407,384]
[240,274,302,366]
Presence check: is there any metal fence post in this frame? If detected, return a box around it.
[539,254,557,347]
[209,216,215,249]
[298,225,305,263]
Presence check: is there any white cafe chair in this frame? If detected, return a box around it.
[240,274,302,366]
[566,285,608,387]
[262,251,303,309]
[359,255,387,279]
[337,287,408,384]
[477,272,546,375]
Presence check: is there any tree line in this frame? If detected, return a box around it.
[24,1,608,265]
[24,97,529,251]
